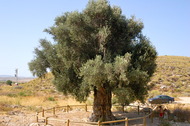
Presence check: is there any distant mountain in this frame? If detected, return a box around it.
[0,75,13,77]
[0,75,35,83]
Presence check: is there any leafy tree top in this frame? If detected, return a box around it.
[29,0,157,105]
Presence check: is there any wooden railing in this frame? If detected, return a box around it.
[35,104,157,126]
[99,108,156,126]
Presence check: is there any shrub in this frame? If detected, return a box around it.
[47,97,55,101]
[6,80,12,86]
[18,91,32,97]
[167,104,190,123]
[159,119,171,126]
[7,93,17,97]
[173,107,190,122]
[18,92,27,97]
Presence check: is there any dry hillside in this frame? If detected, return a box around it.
[1,55,189,111]
[26,55,190,97]
[0,56,190,126]
[149,56,190,97]
[24,55,190,98]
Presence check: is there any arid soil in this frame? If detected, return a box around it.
[176,97,190,104]
[0,109,158,126]
[0,97,190,126]
[0,109,189,126]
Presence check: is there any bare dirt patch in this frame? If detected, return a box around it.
[0,109,159,126]
[176,97,190,104]
[1,105,190,126]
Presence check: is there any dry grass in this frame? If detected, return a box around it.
[165,104,190,123]
[149,56,190,97]
[0,73,83,113]
[1,56,190,117]
[0,94,82,113]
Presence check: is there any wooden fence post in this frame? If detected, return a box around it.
[151,112,154,123]
[45,117,48,125]
[53,107,55,115]
[143,117,146,126]
[85,104,87,112]
[42,109,44,117]
[125,117,128,126]
[67,105,70,112]
[67,119,70,126]
[36,112,39,122]
[138,106,140,115]
[98,121,101,126]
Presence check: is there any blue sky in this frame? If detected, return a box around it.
[0,0,189,77]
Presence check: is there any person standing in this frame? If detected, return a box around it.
[159,106,164,120]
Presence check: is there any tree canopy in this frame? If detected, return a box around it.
[29,0,157,121]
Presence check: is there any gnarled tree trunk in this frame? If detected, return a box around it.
[89,86,115,122]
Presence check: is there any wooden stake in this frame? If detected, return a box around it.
[45,117,48,125]
[143,117,146,126]
[67,119,70,126]
[98,121,101,126]
[85,104,87,112]
[138,106,140,115]
[42,109,44,117]
[125,118,128,126]
[36,112,39,122]
[53,107,55,115]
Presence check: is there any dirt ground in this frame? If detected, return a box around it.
[0,109,158,126]
[0,97,190,126]
[1,109,190,126]
[176,97,190,104]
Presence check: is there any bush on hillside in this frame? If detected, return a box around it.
[6,80,12,86]
[173,107,190,122]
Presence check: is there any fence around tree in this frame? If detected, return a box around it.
[35,104,158,126]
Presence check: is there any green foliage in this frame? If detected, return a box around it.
[18,92,26,96]
[79,54,131,88]
[6,80,12,86]
[47,97,55,101]
[159,120,171,126]
[28,39,55,78]
[113,88,135,105]
[18,91,32,97]
[7,91,32,97]
[7,93,17,97]
[29,0,157,105]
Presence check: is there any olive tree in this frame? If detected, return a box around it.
[29,0,157,121]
